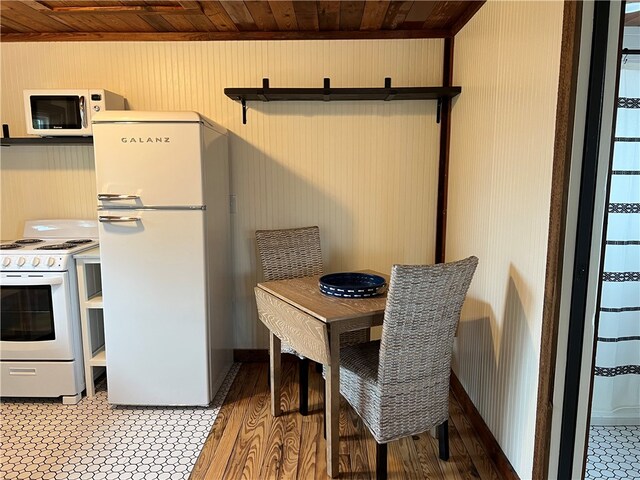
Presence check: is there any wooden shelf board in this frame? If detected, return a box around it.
[89,346,106,367]
[86,293,103,309]
[1,136,94,146]
[224,86,461,103]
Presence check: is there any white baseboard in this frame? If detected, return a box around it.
[591,408,640,426]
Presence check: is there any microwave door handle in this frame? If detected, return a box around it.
[79,95,87,128]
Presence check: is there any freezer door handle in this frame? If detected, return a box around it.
[98,194,140,201]
[99,215,141,223]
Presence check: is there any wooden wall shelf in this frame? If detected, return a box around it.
[1,137,94,146]
[224,78,461,124]
[225,86,462,102]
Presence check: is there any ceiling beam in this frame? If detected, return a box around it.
[0,28,453,42]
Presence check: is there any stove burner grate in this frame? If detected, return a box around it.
[66,239,92,245]
[36,243,75,251]
[0,243,23,250]
[15,238,44,244]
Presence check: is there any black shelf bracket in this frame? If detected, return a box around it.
[258,78,269,101]
[225,77,461,125]
[384,77,397,101]
[241,99,247,125]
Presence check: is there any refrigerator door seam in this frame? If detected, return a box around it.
[92,120,202,125]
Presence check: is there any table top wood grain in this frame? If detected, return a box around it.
[257,270,389,323]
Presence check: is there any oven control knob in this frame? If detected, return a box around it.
[17,257,26,267]
[2,258,10,267]
[32,257,41,267]
[47,257,56,267]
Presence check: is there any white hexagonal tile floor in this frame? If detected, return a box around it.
[585,426,640,479]
[0,364,239,480]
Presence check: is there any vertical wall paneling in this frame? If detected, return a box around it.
[447,1,564,478]
[1,146,96,240]
[1,39,443,348]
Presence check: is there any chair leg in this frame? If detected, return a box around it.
[299,357,309,416]
[438,420,449,461]
[376,442,387,480]
[322,383,326,439]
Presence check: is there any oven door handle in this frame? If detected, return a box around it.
[0,277,63,286]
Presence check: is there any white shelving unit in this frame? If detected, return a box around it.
[74,247,104,398]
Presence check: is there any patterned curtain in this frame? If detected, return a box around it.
[592,46,640,425]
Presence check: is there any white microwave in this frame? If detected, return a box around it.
[24,89,125,136]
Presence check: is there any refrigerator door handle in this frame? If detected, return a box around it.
[97,205,206,211]
[98,194,140,201]
[98,215,141,223]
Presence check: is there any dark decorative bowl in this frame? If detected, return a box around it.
[319,272,386,298]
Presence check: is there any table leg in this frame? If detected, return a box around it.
[325,328,341,478]
[270,332,281,417]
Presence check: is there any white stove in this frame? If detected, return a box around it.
[0,219,98,404]
[1,220,98,272]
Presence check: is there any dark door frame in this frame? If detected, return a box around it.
[533,1,626,478]
[556,1,616,476]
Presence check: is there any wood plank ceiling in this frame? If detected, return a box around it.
[0,1,486,42]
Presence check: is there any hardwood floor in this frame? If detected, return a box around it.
[191,361,503,479]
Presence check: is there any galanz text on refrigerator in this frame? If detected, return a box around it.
[120,137,171,143]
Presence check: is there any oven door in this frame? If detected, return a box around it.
[0,272,75,361]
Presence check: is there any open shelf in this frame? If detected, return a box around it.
[86,293,103,309]
[89,346,106,367]
[225,86,461,102]
[225,78,461,124]
[1,136,94,146]
[75,248,105,398]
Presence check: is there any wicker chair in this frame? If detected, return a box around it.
[338,256,478,480]
[255,226,367,416]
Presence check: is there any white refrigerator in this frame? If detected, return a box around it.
[92,111,232,406]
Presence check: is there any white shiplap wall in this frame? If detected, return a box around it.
[1,146,96,239]
[447,1,564,478]
[0,39,443,348]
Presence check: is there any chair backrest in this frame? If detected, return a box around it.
[255,226,324,281]
[377,256,478,433]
